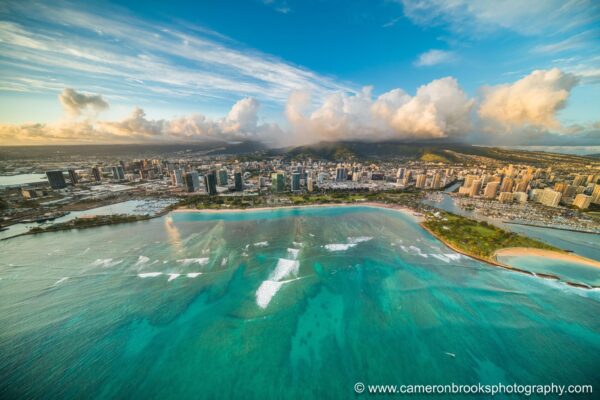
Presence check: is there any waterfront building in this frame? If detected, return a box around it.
[469,179,481,197]
[291,172,301,192]
[396,168,405,179]
[336,167,348,182]
[540,188,561,207]
[183,171,200,192]
[483,181,500,199]
[91,167,102,182]
[68,169,78,185]
[498,192,513,203]
[234,169,243,191]
[463,175,476,189]
[217,169,228,186]
[513,192,528,203]
[431,172,443,189]
[415,174,427,189]
[111,166,125,180]
[530,188,544,202]
[172,169,183,187]
[307,176,314,192]
[271,171,285,193]
[573,194,592,210]
[592,185,600,204]
[205,171,218,195]
[45,170,67,189]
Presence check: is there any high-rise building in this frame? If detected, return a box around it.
[498,192,513,203]
[514,179,529,193]
[112,166,125,180]
[396,168,405,179]
[91,167,102,182]
[431,172,443,189]
[217,169,228,186]
[172,169,183,187]
[573,194,591,209]
[592,185,600,204]
[463,175,476,189]
[45,170,66,189]
[183,171,200,192]
[234,169,243,191]
[336,167,347,182]
[540,188,561,207]
[307,176,314,192]
[513,192,528,203]
[572,175,586,187]
[291,172,301,192]
[415,174,427,189]
[271,171,285,193]
[469,179,481,197]
[68,169,78,185]
[205,171,218,195]
[483,181,500,199]
[500,177,514,193]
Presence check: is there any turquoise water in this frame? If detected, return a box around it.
[497,255,600,287]
[1,206,599,399]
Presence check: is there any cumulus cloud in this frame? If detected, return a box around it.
[285,77,474,144]
[0,94,281,144]
[478,68,579,130]
[0,69,586,145]
[58,88,109,117]
[414,49,456,67]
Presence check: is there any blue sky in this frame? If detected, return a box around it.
[0,0,598,146]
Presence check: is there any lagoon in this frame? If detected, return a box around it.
[1,206,599,399]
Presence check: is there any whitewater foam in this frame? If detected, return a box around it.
[347,236,373,244]
[255,280,284,309]
[134,256,150,268]
[287,248,300,260]
[253,241,269,247]
[221,257,228,267]
[54,277,68,285]
[324,243,357,252]
[138,272,162,278]
[255,258,300,308]
[176,258,209,267]
[186,272,202,278]
[90,258,123,268]
[167,273,181,282]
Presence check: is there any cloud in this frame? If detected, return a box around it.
[0,94,282,144]
[285,77,474,144]
[0,2,349,108]
[414,49,456,67]
[478,68,579,130]
[0,69,589,146]
[58,88,109,117]
[533,31,597,54]
[400,0,598,36]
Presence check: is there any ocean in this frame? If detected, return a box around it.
[1,206,599,399]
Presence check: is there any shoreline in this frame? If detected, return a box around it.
[173,202,424,221]
[420,223,598,289]
[495,247,600,269]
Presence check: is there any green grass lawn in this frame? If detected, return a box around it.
[423,211,560,260]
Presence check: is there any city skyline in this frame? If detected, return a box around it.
[0,0,599,147]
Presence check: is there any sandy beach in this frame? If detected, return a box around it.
[495,247,600,269]
[173,202,424,221]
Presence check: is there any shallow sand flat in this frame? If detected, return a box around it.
[495,247,600,269]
